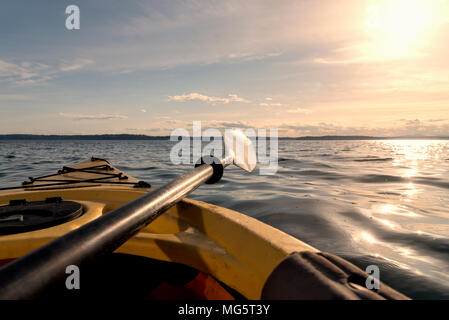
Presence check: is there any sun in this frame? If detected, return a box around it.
[364,0,445,58]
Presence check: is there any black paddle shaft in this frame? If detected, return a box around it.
[0,163,216,299]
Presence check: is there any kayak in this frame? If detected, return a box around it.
[0,158,408,300]
[0,157,316,299]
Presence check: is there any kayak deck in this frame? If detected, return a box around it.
[0,158,316,299]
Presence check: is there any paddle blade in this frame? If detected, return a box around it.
[223,129,257,172]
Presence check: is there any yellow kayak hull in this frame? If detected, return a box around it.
[0,158,316,299]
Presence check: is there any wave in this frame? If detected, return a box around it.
[414,177,449,190]
[278,157,296,162]
[280,169,344,180]
[354,174,405,183]
[278,157,334,169]
[31,160,58,165]
[117,166,157,171]
[378,191,401,196]
[354,157,393,162]
[279,167,449,191]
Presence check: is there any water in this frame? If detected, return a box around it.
[1,139,449,299]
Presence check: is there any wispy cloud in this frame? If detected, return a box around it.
[0,60,52,85]
[227,94,250,103]
[277,118,449,137]
[260,102,284,107]
[0,58,94,85]
[59,59,94,72]
[285,107,313,114]
[168,93,250,104]
[313,57,371,65]
[258,99,312,114]
[59,113,128,120]
[63,1,322,73]
[225,51,282,64]
[203,120,254,129]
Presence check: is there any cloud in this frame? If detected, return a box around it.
[52,1,340,74]
[258,99,312,114]
[225,51,283,64]
[227,94,250,103]
[168,93,250,104]
[126,119,255,135]
[0,60,53,85]
[427,118,447,123]
[59,113,128,120]
[313,57,370,65]
[0,58,94,85]
[203,120,254,129]
[285,108,312,114]
[260,102,284,107]
[59,59,94,72]
[276,118,449,137]
[119,118,449,137]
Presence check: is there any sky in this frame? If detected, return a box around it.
[0,0,449,137]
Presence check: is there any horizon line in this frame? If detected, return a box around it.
[0,134,449,140]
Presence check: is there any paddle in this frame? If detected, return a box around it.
[0,129,257,299]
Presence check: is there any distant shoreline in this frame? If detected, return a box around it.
[0,134,448,140]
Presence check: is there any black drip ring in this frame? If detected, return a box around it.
[194,156,224,184]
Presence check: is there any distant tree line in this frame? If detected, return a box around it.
[0,134,447,140]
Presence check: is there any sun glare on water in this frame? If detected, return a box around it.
[365,0,447,58]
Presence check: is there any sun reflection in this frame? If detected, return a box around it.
[402,168,418,178]
[402,183,418,197]
[360,231,377,244]
[377,218,396,229]
[378,204,419,217]
[379,140,447,180]
[395,247,437,264]
[380,204,396,214]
